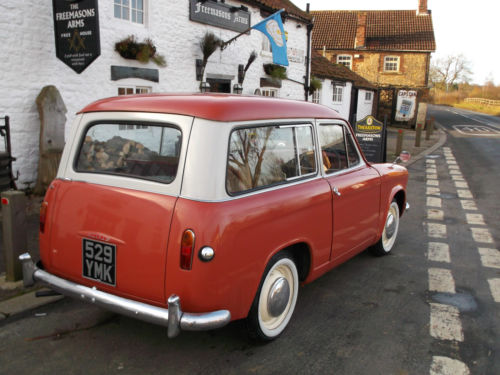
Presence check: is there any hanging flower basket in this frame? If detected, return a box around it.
[309,76,322,95]
[263,64,287,80]
[115,35,166,67]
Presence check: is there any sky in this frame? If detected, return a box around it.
[291,0,500,85]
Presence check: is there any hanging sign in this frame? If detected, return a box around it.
[189,0,251,33]
[52,0,100,74]
[395,90,417,122]
[354,115,387,163]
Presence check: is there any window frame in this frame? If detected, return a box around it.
[225,122,318,196]
[114,0,146,25]
[118,85,152,96]
[364,91,373,102]
[318,122,363,176]
[312,89,321,104]
[332,86,343,103]
[383,56,400,72]
[261,88,279,97]
[337,55,353,70]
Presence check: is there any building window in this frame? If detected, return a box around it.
[114,0,145,24]
[312,89,321,104]
[261,88,278,97]
[384,56,400,72]
[118,86,152,95]
[332,86,343,103]
[365,91,373,101]
[337,55,352,69]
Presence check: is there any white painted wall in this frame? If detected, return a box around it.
[314,79,352,121]
[0,0,309,188]
[356,88,375,121]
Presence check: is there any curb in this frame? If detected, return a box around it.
[403,125,447,168]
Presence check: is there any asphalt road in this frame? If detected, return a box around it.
[0,105,498,374]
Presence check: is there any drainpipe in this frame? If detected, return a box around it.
[304,3,313,101]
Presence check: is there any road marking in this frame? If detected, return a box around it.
[478,248,500,269]
[465,213,485,225]
[428,209,444,221]
[451,175,464,181]
[427,197,442,208]
[446,159,457,164]
[470,227,493,243]
[428,223,447,238]
[427,187,441,196]
[429,268,456,293]
[426,159,436,164]
[427,179,439,186]
[453,125,500,136]
[460,200,477,211]
[457,189,473,199]
[448,164,459,170]
[428,242,450,263]
[430,303,464,342]
[427,168,438,174]
[487,279,500,302]
[427,174,438,180]
[454,181,468,189]
[449,170,462,175]
[430,356,470,375]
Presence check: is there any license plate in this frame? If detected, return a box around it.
[82,238,116,286]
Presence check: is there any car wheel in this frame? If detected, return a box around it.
[370,200,400,256]
[246,252,299,341]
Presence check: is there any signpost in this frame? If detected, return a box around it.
[52,0,100,74]
[354,115,387,163]
[189,0,251,33]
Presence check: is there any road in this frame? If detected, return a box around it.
[0,105,498,374]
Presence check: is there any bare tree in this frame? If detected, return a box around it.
[430,54,473,90]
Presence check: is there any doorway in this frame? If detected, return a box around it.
[207,78,231,93]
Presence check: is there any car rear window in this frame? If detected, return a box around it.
[75,122,181,183]
[227,124,317,194]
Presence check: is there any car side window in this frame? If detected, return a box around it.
[319,124,348,173]
[226,124,316,194]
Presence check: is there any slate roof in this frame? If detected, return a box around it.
[243,0,312,23]
[311,52,376,90]
[311,10,435,51]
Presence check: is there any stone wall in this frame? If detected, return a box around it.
[0,0,309,188]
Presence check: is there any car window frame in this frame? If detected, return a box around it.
[225,122,319,196]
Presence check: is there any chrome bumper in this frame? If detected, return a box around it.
[19,253,231,338]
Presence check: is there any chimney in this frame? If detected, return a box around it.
[354,12,367,49]
[417,0,429,15]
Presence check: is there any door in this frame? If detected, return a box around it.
[318,122,381,259]
[207,78,231,93]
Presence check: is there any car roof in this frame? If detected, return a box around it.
[79,93,344,122]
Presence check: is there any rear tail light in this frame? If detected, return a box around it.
[40,201,48,233]
[180,229,195,270]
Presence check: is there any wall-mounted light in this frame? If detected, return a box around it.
[233,83,243,94]
[200,81,211,93]
[195,59,203,81]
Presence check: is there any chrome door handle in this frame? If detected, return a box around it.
[333,187,341,196]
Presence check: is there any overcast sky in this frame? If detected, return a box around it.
[291,0,500,85]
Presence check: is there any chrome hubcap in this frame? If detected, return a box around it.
[385,213,396,238]
[267,277,290,317]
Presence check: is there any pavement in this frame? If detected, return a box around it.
[0,123,446,321]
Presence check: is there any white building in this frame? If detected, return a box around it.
[0,0,312,189]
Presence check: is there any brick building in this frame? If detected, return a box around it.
[311,0,436,125]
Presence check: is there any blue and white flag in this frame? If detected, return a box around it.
[252,9,288,66]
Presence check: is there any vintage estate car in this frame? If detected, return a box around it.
[20,94,409,341]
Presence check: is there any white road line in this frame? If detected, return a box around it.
[428,242,451,263]
[487,279,500,302]
[429,268,456,293]
[470,227,494,244]
[454,181,468,189]
[465,213,485,226]
[427,223,447,238]
[427,168,438,174]
[427,174,438,180]
[446,159,457,164]
[427,187,441,196]
[430,356,470,375]
[426,159,436,164]
[448,165,459,170]
[451,175,465,181]
[478,248,500,269]
[457,189,473,199]
[428,209,444,221]
[430,303,464,342]
[449,170,462,175]
[427,197,442,208]
[460,200,477,211]
[427,180,439,186]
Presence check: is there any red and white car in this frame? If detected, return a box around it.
[21,94,409,341]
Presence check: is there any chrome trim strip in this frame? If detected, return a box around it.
[406,202,410,211]
[19,253,231,338]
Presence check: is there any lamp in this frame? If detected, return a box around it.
[200,81,211,93]
[233,83,243,94]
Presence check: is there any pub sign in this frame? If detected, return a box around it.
[52,0,100,74]
[354,115,387,163]
[189,0,251,33]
